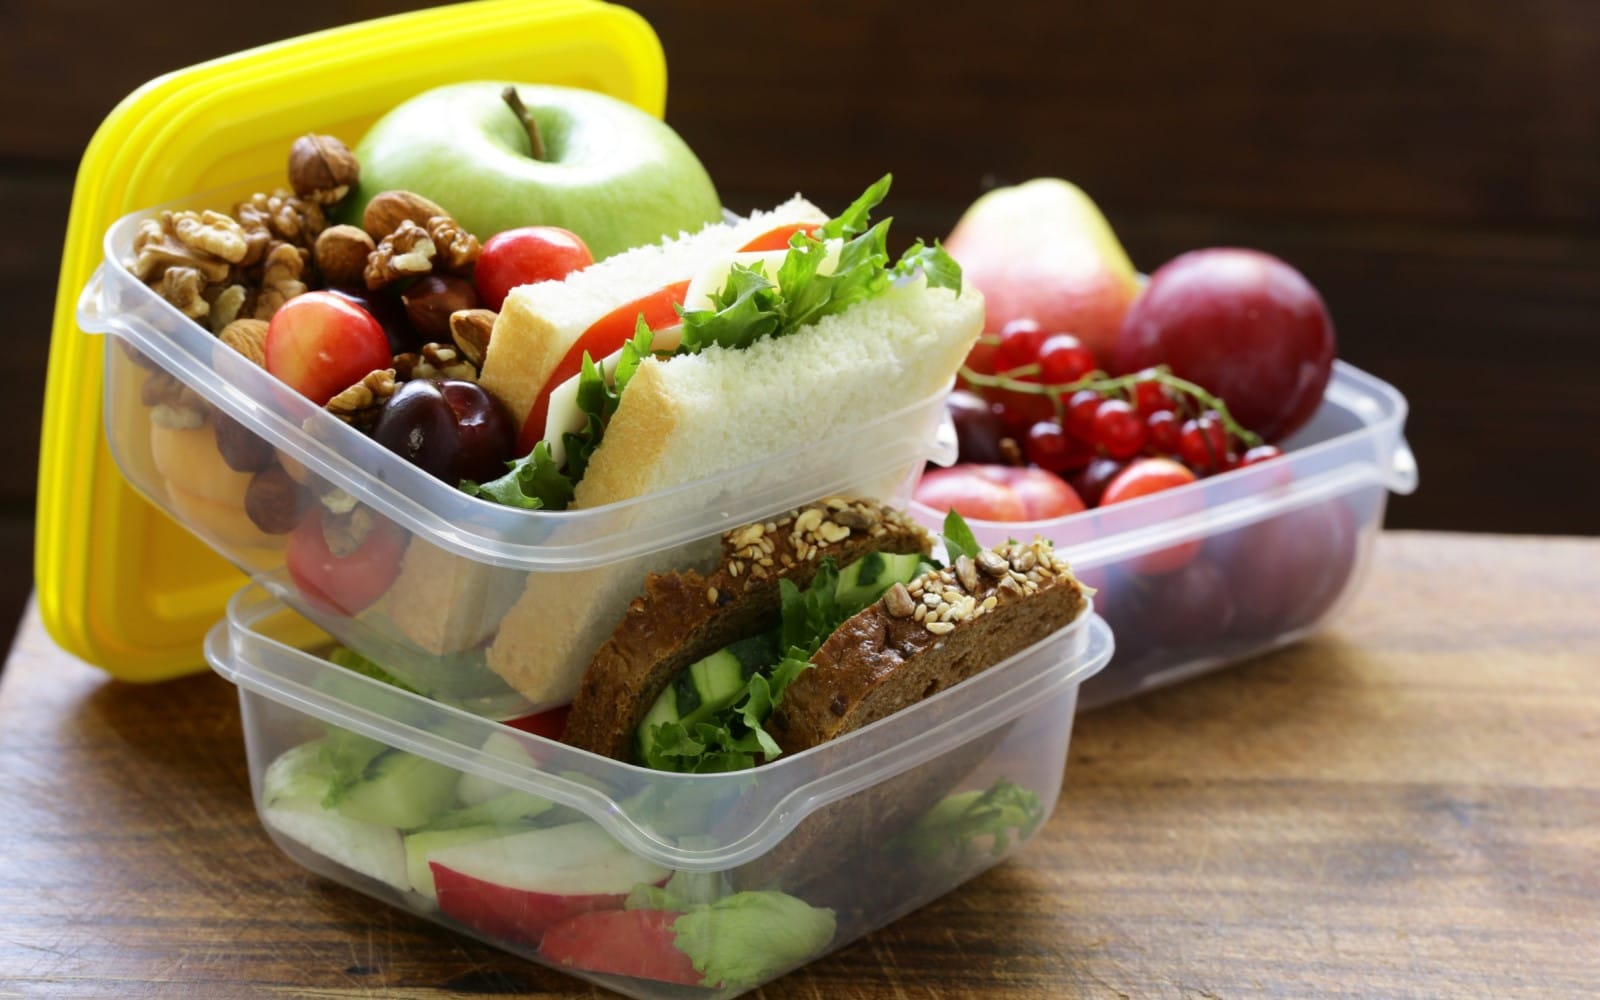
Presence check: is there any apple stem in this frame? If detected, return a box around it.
[502,87,546,162]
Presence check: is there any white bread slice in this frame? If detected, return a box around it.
[485,276,985,706]
[478,196,829,430]
[384,197,828,656]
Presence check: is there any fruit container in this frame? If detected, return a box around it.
[80,202,954,717]
[206,583,1112,998]
[915,360,1415,710]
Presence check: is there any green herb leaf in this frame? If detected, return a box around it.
[779,219,893,334]
[892,238,963,293]
[941,509,982,563]
[778,559,845,654]
[816,173,892,240]
[678,262,782,354]
[328,646,421,695]
[894,779,1047,861]
[460,440,576,511]
[462,326,655,509]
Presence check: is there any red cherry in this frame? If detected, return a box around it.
[286,511,406,617]
[1091,399,1148,460]
[994,318,1048,373]
[474,226,594,311]
[1037,334,1098,386]
[263,292,392,406]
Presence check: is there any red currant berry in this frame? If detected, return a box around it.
[1131,372,1175,414]
[1146,409,1181,453]
[1092,399,1148,460]
[1065,389,1104,441]
[1178,412,1229,473]
[1240,444,1284,466]
[994,318,1047,373]
[1037,334,1098,386]
[1025,420,1092,473]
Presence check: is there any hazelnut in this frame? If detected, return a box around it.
[314,225,376,288]
[288,134,360,205]
[403,275,478,340]
[363,190,449,242]
[243,465,309,535]
[213,411,275,473]
[449,308,496,368]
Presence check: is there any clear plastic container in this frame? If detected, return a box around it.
[81,193,956,718]
[913,361,1416,710]
[206,584,1112,999]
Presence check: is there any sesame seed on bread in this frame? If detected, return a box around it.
[766,539,1087,755]
[562,498,931,761]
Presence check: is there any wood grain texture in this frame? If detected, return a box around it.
[1,530,1596,998]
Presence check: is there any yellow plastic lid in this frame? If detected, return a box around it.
[38,0,666,681]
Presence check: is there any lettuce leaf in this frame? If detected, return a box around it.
[461,323,655,509]
[638,559,854,773]
[892,238,963,292]
[459,440,575,510]
[327,645,420,695]
[676,173,959,357]
[675,262,782,354]
[893,779,1046,861]
[669,891,837,989]
[464,175,961,509]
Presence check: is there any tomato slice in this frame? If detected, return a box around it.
[737,221,816,252]
[517,279,692,455]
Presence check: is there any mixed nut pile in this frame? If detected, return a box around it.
[124,133,500,541]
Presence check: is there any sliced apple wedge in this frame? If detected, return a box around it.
[404,825,503,903]
[541,909,701,987]
[429,821,670,946]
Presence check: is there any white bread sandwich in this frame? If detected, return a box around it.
[386,178,984,706]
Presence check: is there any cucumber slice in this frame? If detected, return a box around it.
[335,749,460,830]
[427,791,553,831]
[835,551,927,609]
[262,739,336,810]
[635,633,782,758]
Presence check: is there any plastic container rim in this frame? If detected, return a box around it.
[82,198,958,571]
[206,582,1112,870]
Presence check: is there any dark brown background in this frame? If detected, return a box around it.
[4,0,1597,643]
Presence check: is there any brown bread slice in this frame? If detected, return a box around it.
[766,537,1087,755]
[562,498,931,760]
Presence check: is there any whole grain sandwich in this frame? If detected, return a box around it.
[563,498,1090,772]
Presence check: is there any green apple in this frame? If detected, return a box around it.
[348,82,721,260]
[944,178,1141,366]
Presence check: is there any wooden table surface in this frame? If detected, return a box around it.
[1,530,1596,999]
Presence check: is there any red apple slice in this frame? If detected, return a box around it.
[429,822,669,946]
[541,908,703,987]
